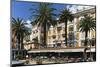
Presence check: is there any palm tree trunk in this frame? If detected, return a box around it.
[84,31,88,61]
[90,41,92,61]
[65,22,67,47]
[13,31,16,48]
[89,32,92,61]
[43,23,47,47]
[21,34,24,49]
[85,31,88,46]
[17,33,21,49]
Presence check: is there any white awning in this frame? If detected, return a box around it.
[12,60,25,64]
[28,47,96,53]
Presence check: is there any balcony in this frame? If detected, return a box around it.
[62,33,65,37]
[57,27,62,31]
[52,35,56,39]
[68,26,74,32]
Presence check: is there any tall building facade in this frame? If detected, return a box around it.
[24,7,96,49]
[47,7,96,48]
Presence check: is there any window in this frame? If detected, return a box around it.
[62,34,65,37]
[57,27,62,31]
[90,38,96,46]
[33,31,35,34]
[81,40,85,46]
[80,33,85,39]
[91,31,95,38]
[49,36,51,39]
[52,35,56,39]
[76,23,80,31]
[68,32,74,40]
[35,30,38,33]
[69,26,73,31]
[53,30,56,33]
[49,30,51,34]
[76,32,79,40]
[58,35,60,39]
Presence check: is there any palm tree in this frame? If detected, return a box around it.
[12,30,17,48]
[59,8,74,47]
[12,18,30,49]
[30,3,57,47]
[79,14,96,61]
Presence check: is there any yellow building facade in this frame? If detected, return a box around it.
[47,7,96,48]
[24,7,96,50]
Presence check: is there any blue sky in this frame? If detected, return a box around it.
[12,0,67,21]
[12,0,33,21]
[12,0,94,22]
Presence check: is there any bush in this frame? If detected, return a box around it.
[16,55,23,60]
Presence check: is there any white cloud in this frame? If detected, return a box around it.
[69,5,95,13]
[25,20,32,29]
[26,20,31,24]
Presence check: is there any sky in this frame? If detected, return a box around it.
[12,0,95,24]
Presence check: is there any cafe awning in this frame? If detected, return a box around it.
[28,47,95,53]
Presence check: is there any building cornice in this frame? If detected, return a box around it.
[74,7,96,17]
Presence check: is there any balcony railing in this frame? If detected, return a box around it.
[52,35,56,39]
[57,27,62,31]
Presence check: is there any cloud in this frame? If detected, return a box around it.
[26,20,31,24]
[25,20,32,29]
[68,5,95,13]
